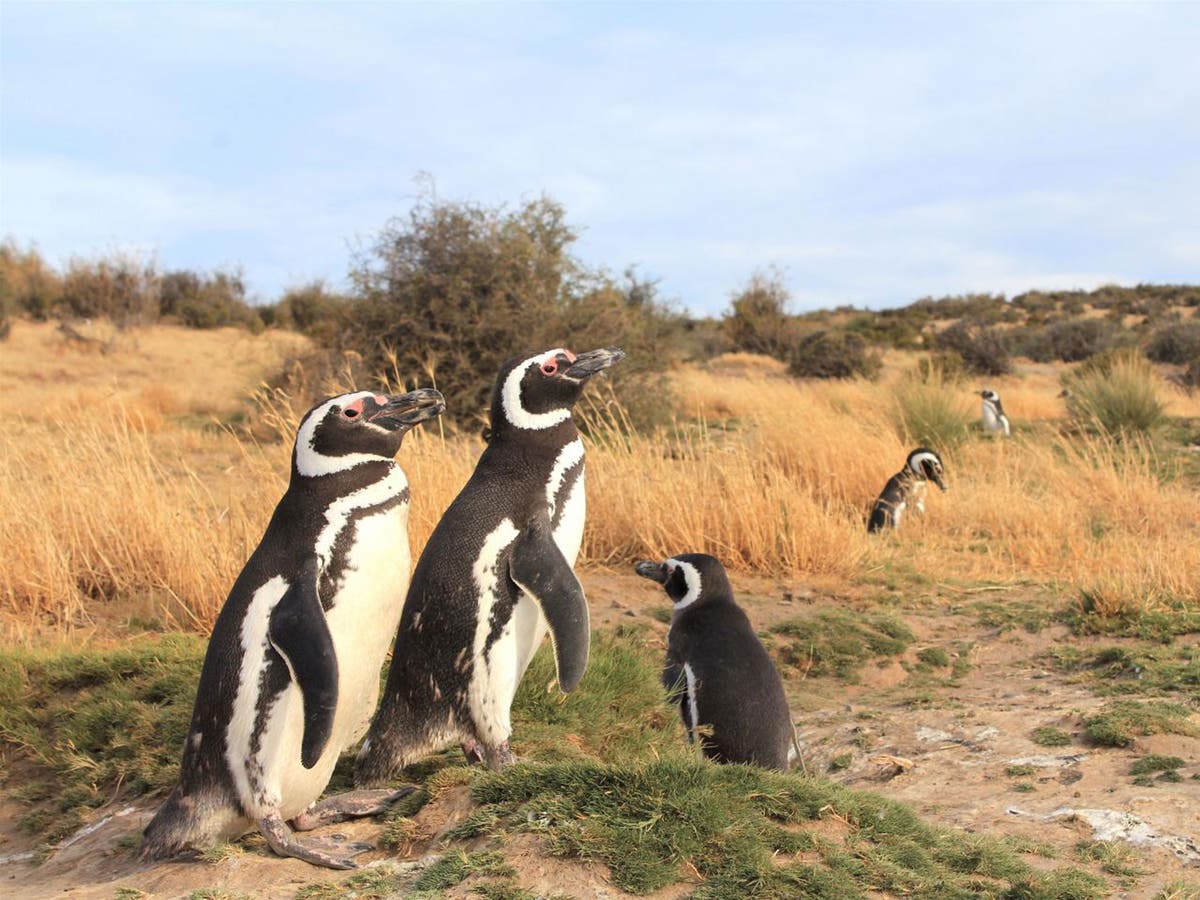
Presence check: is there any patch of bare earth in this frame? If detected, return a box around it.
[3,569,1197,898]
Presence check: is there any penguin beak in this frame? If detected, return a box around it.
[565,347,626,380]
[930,470,948,492]
[368,388,446,430]
[634,560,668,584]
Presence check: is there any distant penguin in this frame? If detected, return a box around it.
[867,447,947,533]
[979,389,1011,436]
[356,347,625,782]
[142,388,445,869]
[634,554,795,770]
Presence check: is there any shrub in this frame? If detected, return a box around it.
[1017,319,1118,363]
[934,321,1012,375]
[1064,350,1167,436]
[723,270,796,357]
[347,192,681,425]
[59,253,159,327]
[267,280,351,344]
[787,329,882,380]
[159,268,262,331]
[1144,321,1200,365]
[0,239,61,321]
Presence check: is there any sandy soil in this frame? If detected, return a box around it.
[2,569,1197,898]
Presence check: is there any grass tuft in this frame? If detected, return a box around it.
[1031,726,1072,747]
[1064,351,1168,436]
[770,609,914,681]
[1082,700,1199,747]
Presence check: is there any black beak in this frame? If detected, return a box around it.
[565,347,626,379]
[929,469,948,492]
[634,560,668,584]
[368,388,446,430]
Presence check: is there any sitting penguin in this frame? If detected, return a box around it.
[979,389,1011,436]
[634,553,795,770]
[142,388,445,869]
[867,447,947,533]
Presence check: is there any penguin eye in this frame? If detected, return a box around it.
[343,408,359,419]
[541,360,559,376]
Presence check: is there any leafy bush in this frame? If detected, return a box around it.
[347,193,682,426]
[787,329,882,380]
[159,268,262,331]
[1144,321,1200,365]
[58,253,160,327]
[265,280,351,344]
[723,270,796,357]
[1016,319,1118,363]
[934,321,1012,375]
[0,239,61,321]
[1064,350,1167,436]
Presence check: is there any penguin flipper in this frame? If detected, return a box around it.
[509,527,589,692]
[268,556,338,769]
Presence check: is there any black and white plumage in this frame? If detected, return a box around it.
[980,389,1011,436]
[356,347,625,782]
[634,554,794,770]
[867,447,947,533]
[142,389,445,869]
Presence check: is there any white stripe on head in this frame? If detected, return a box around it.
[501,350,572,431]
[668,559,703,611]
[908,451,940,477]
[294,391,385,477]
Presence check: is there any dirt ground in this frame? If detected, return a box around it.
[2,569,1197,899]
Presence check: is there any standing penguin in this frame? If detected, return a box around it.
[634,554,794,770]
[356,347,624,783]
[979,389,1011,436]
[142,388,445,869]
[867,447,947,533]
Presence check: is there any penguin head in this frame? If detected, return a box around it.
[293,388,446,477]
[980,389,1000,404]
[906,447,947,492]
[634,553,732,611]
[490,347,626,435]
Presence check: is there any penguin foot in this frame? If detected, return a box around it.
[259,813,368,869]
[481,741,518,770]
[460,739,484,765]
[291,787,417,831]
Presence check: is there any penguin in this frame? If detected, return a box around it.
[867,447,947,533]
[979,389,1011,436]
[634,554,794,770]
[356,347,624,782]
[142,388,445,869]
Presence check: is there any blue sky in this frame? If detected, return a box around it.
[2,2,1197,315]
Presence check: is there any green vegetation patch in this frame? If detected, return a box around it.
[971,599,1060,634]
[1074,840,1145,878]
[1129,755,1185,776]
[1031,727,1073,747]
[1047,644,1200,702]
[0,635,204,838]
[1065,599,1200,642]
[466,759,1105,898]
[770,609,914,681]
[1082,700,1199,747]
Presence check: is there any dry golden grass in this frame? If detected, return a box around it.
[1,324,1197,637]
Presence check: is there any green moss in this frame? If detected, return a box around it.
[916,647,951,668]
[413,850,515,891]
[1083,700,1199,747]
[771,610,914,681]
[1031,727,1072,747]
[1012,782,1036,793]
[1129,755,1185,776]
[1005,765,1036,777]
[827,753,853,772]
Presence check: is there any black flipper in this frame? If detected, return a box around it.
[508,526,589,692]
[268,556,338,769]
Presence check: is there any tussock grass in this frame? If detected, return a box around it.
[0,635,204,838]
[1065,350,1169,436]
[770,610,914,681]
[466,758,1106,898]
[1082,700,1199,747]
[3,324,1199,635]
